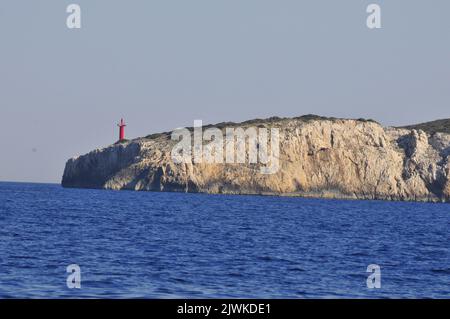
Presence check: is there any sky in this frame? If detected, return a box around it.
[0,0,449,183]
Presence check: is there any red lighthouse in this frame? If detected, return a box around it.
[117,118,126,141]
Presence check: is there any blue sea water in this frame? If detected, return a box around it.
[0,182,449,298]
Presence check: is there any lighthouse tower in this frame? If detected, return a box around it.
[117,118,126,141]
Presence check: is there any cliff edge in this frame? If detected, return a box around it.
[62,115,450,202]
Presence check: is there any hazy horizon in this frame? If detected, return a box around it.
[1,0,449,183]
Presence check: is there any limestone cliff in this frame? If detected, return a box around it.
[62,116,450,202]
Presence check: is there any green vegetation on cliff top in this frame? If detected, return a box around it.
[400,119,450,135]
[141,115,450,141]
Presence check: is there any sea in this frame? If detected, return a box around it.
[0,182,449,298]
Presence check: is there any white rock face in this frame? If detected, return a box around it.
[62,117,450,202]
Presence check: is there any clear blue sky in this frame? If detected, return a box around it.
[1,0,449,183]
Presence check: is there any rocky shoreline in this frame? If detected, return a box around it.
[62,115,450,203]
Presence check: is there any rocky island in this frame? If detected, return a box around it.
[62,115,450,202]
